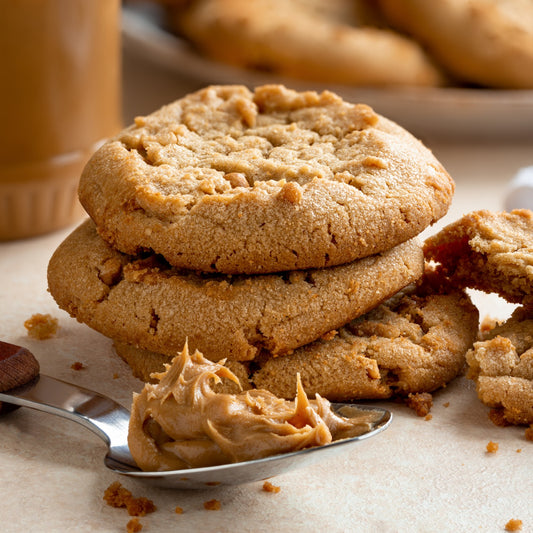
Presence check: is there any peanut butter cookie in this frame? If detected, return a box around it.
[47,219,424,363]
[378,0,533,88]
[466,306,533,425]
[172,0,443,87]
[251,274,479,401]
[424,209,533,304]
[79,84,453,274]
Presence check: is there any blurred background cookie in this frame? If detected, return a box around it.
[378,0,533,88]
[168,0,444,87]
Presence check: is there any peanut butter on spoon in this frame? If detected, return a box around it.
[128,343,377,472]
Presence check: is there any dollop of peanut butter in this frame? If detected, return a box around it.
[128,343,375,471]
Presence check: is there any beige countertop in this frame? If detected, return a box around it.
[1,42,532,533]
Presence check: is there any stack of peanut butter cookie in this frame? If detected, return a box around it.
[48,84,480,401]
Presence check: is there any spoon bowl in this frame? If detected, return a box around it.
[0,341,391,489]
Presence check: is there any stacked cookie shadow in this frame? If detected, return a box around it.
[48,84,479,401]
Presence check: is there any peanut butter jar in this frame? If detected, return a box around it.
[0,0,121,240]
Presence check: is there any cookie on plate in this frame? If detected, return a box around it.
[47,219,424,362]
[466,306,533,425]
[424,209,533,304]
[378,0,533,88]
[79,84,454,274]
[251,273,479,401]
[172,0,443,87]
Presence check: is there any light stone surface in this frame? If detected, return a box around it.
[0,47,532,533]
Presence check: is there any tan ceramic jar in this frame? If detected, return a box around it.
[0,0,121,240]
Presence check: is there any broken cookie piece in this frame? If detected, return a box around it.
[466,306,533,425]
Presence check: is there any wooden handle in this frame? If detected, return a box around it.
[0,341,40,393]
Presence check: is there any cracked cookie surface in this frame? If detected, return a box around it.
[251,274,479,400]
[79,84,453,274]
[47,219,424,362]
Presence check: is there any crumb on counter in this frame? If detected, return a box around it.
[204,499,221,511]
[405,392,433,417]
[486,441,499,453]
[175,506,183,514]
[263,481,281,493]
[505,518,523,531]
[103,481,156,517]
[24,313,58,340]
[71,361,85,371]
[525,426,533,442]
[443,402,450,408]
[424,414,433,421]
[126,517,143,533]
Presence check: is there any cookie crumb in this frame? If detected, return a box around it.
[175,506,183,514]
[516,449,522,453]
[225,172,249,188]
[405,392,433,417]
[262,481,281,493]
[480,315,499,334]
[103,481,156,517]
[204,499,221,511]
[320,330,337,341]
[113,373,119,379]
[71,361,85,371]
[126,517,142,533]
[525,426,533,442]
[505,518,523,531]
[488,408,511,427]
[486,441,499,453]
[443,402,450,408]
[277,181,302,204]
[24,313,58,340]
[424,414,433,421]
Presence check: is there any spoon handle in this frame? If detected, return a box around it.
[0,373,131,447]
[0,340,131,454]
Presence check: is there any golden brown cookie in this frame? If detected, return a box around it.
[47,219,424,362]
[172,0,443,87]
[378,0,533,88]
[79,84,453,274]
[466,306,533,425]
[424,209,533,304]
[251,275,479,401]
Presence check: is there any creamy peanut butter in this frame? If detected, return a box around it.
[128,343,377,471]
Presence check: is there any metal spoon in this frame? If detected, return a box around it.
[0,341,391,489]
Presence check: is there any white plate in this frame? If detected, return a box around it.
[122,3,533,140]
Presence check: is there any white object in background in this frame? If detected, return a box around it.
[504,165,533,211]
